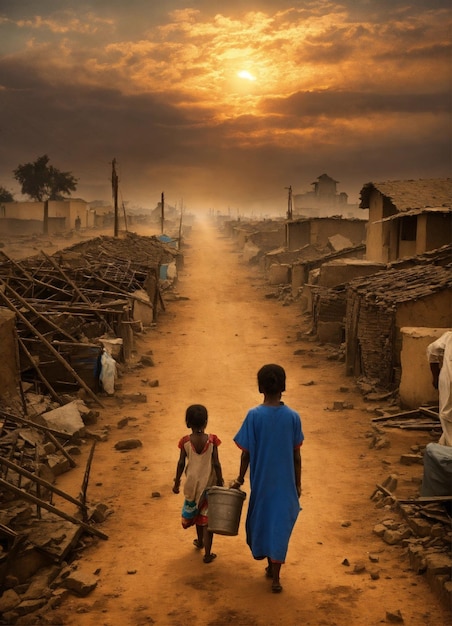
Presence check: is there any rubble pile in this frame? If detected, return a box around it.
[366,406,451,610]
[371,478,451,609]
[0,232,182,623]
[0,232,181,401]
[0,398,109,624]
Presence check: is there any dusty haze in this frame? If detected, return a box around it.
[0,1,450,212]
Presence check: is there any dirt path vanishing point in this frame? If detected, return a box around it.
[51,216,448,626]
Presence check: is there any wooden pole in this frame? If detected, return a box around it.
[398,495,452,503]
[0,478,108,540]
[286,185,293,220]
[0,289,104,407]
[17,335,64,405]
[1,411,77,467]
[161,191,165,235]
[79,441,96,516]
[43,199,49,235]
[178,207,183,249]
[41,251,115,334]
[0,250,73,301]
[112,158,119,238]
[35,448,41,518]
[122,201,128,232]
[0,278,76,342]
[0,456,85,513]
[13,329,28,415]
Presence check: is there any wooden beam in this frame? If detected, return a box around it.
[398,495,452,503]
[41,251,115,334]
[0,478,108,540]
[0,456,86,513]
[17,335,64,405]
[374,483,396,499]
[0,278,76,342]
[79,441,96,517]
[0,250,73,300]
[1,412,76,467]
[0,290,104,408]
[371,410,420,423]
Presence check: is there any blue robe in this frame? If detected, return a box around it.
[234,403,304,562]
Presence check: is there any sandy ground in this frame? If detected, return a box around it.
[10,217,450,626]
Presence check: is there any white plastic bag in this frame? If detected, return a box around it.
[99,350,117,395]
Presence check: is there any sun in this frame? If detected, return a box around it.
[237,70,256,81]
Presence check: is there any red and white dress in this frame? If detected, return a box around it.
[178,433,221,528]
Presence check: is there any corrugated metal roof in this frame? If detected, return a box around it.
[359,178,452,212]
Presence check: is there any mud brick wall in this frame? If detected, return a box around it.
[357,302,395,386]
[312,288,346,324]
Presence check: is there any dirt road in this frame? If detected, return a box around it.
[52,216,448,626]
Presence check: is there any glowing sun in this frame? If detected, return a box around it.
[237,70,256,81]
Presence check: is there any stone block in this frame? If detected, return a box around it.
[37,401,85,437]
[120,392,147,403]
[383,527,412,545]
[47,588,70,609]
[385,609,404,623]
[0,589,21,612]
[407,517,432,538]
[22,565,61,600]
[63,571,98,597]
[425,552,452,575]
[46,453,71,476]
[442,580,452,612]
[114,438,143,451]
[140,355,155,367]
[407,544,427,573]
[88,502,110,523]
[427,573,450,604]
[373,523,387,537]
[399,453,423,465]
[8,546,50,584]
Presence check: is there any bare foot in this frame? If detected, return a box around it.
[203,553,217,563]
[271,581,283,593]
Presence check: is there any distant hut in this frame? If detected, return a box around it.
[345,247,452,388]
[359,178,452,263]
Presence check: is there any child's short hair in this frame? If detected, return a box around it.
[185,404,208,429]
[257,364,286,394]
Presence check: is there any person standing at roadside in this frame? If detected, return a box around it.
[173,404,224,563]
[231,364,304,593]
[427,330,452,446]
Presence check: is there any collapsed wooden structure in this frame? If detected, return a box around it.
[0,404,108,594]
[0,232,182,590]
[0,232,181,404]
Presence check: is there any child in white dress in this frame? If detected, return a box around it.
[173,404,224,563]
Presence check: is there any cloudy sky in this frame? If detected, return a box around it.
[0,1,450,214]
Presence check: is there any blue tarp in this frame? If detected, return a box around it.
[158,234,178,248]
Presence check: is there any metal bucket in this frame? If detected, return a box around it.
[207,487,246,536]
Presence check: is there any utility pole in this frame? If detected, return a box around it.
[178,200,183,249]
[284,185,293,249]
[285,185,293,220]
[112,158,119,237]
[160,191,165,234]
[43,199,49,235]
